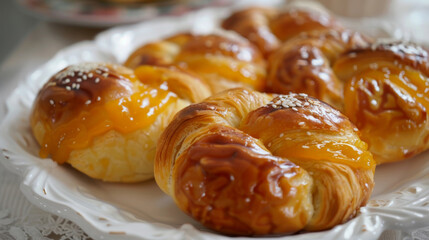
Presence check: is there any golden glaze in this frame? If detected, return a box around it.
[334,41,429,163]
[222,7,280,57]
[267,29,370,110]
[31,63,210,182]
[155,88,375,235]
[269,33,429,164]
[222,7,343,57]
[124,33,266,93]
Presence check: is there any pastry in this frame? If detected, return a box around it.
[124,33,266,94]
[222,7,343,57]
[334,40,429,164]
[267,29,371,110]
[30,63,210,182]
[154,88,375,235]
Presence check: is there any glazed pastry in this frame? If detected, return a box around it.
[155,88,375,235]
[222,7,343,56]
[30,63,210,182]
[269,33,429,164]
[334,41,429,164]
[267,29,370,110]
[124,33,266,94]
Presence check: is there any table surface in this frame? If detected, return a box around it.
[1,0,429,239]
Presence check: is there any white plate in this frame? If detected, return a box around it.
[1,2,429,240]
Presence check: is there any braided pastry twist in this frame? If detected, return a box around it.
[155,88,375,235]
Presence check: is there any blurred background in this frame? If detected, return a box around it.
[0,0,36,65]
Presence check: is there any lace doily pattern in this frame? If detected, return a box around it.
[0,167,90,240]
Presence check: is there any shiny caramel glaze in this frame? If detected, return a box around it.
[222,7,343,57]
[270,9,343,42]
[124,33,266,93]
[30,63,210,181]
[222,7,280,57]
[267,29,371,110]
[333,41,429,164]
[155,88,375,235]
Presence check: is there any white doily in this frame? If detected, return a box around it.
[0,166,90,240]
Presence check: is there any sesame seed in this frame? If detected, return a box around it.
[65,86,71,91]
[102,73,109,78]
[88,73,93,78]
[298,122,305,126]
[302,145,309,149]
[49,100,54,105]
[292,107,298,111]
[54,63,107,82]
[369,63,378,70]
[279,133,284,138]
[76,84,80,90]
[72,83,76,88]
[63,79,70,84]
[95,78,100,83]
[268,142,272,147]
[85,100,91,105]
[76,78,82,82]
[83,75,87,80]
[306,131,311,136]
[97,96,101,101]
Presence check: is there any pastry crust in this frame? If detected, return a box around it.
[155,88,375,235]
[267,29,371,110]
[124,33,266,93]
[222,7,343,57]
[30,63,210,182]
[334,41,429,164]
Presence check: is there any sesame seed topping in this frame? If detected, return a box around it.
[85,100,91,105]
[54,63,107,81]
[102,73,109,78]
[65,86,71,91]
[63,79,70,84]
[97,96,101,101]
[369,63,378,70]
[268,93,309,110]
[268,142,272,147]
[88,73,93,78]
[279,133,284,138]
[298,122,305,126]
[49,100,54,105]
[95,78,100,83]
[76,78,82,82]
[83,75,87,80]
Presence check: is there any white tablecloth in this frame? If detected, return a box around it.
[1,4,429,239]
